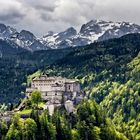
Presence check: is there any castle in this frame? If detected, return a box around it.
[0,75,84,120]
[26,75,83,105]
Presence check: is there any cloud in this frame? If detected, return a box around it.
[21,0,57,12]
[0,0,140,36]
[0,0,26,24]
[0,10,25,24]
[34,0,96,25]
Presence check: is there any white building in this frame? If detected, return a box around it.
[26,75,82,104]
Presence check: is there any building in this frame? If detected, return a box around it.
[26,75,82,104]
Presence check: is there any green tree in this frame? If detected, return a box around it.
[71,129,80,140]
[6,115,23,140]
[31,90,41,108]
[0,120,8,140]
[39,111,56,140]
[24,118,37,140]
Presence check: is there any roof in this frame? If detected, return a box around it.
[32,75,79,83]
[32,75,63,81]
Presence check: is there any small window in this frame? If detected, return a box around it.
[55,93,57,96]
[46,92,47,96]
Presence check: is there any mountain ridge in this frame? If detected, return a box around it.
[1,20,140,51]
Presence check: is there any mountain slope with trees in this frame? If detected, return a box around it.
[43,33,140,140]
[0,98,128,140]
[0,33,140,139]
[0,46,73,103]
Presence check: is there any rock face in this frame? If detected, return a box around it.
[1,20,140,51]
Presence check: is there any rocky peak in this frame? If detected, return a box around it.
[18,30,36,42]
[57,27,77,40]
[0,24,7,33]
[1,26,17,38]
[80,20,102,35]
[65,27,77,35]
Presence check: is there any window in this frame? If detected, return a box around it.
[55,93,57,96]
[69,85,71,90]
[46,92,47,96]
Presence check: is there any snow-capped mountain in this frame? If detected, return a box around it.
[10,30,49,51]
[0,24,17,39]
[0,24,48,51]
[41,20,140,49]
[40,27,77,49]
[1,20,140,51]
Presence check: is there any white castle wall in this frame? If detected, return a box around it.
[27,76,81,102]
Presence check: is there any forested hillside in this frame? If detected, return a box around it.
[42,33,140,140]
[0,98,128,140]
[0,46,73,103]
[0,33,140,139]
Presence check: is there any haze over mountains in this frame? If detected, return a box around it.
[0,19,140,51]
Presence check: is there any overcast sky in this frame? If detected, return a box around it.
[0,0,140,36]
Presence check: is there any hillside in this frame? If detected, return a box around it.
[0,33,140,139]
[43,33,140,140]
[0,39,26,57]
[1,33,140,103]
[0,47,74,103]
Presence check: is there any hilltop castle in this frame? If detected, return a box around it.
[26,75,84,105]
[0,75,84,120]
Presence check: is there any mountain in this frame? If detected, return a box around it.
[41,20,140,49]
[0,24,49,51]
[0,23,16,38]
[40,27,77,49]
[10,30,49,51]
[1,20,140,51]
[0,39,27,57]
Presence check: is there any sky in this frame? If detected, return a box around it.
[0,0,140,37]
